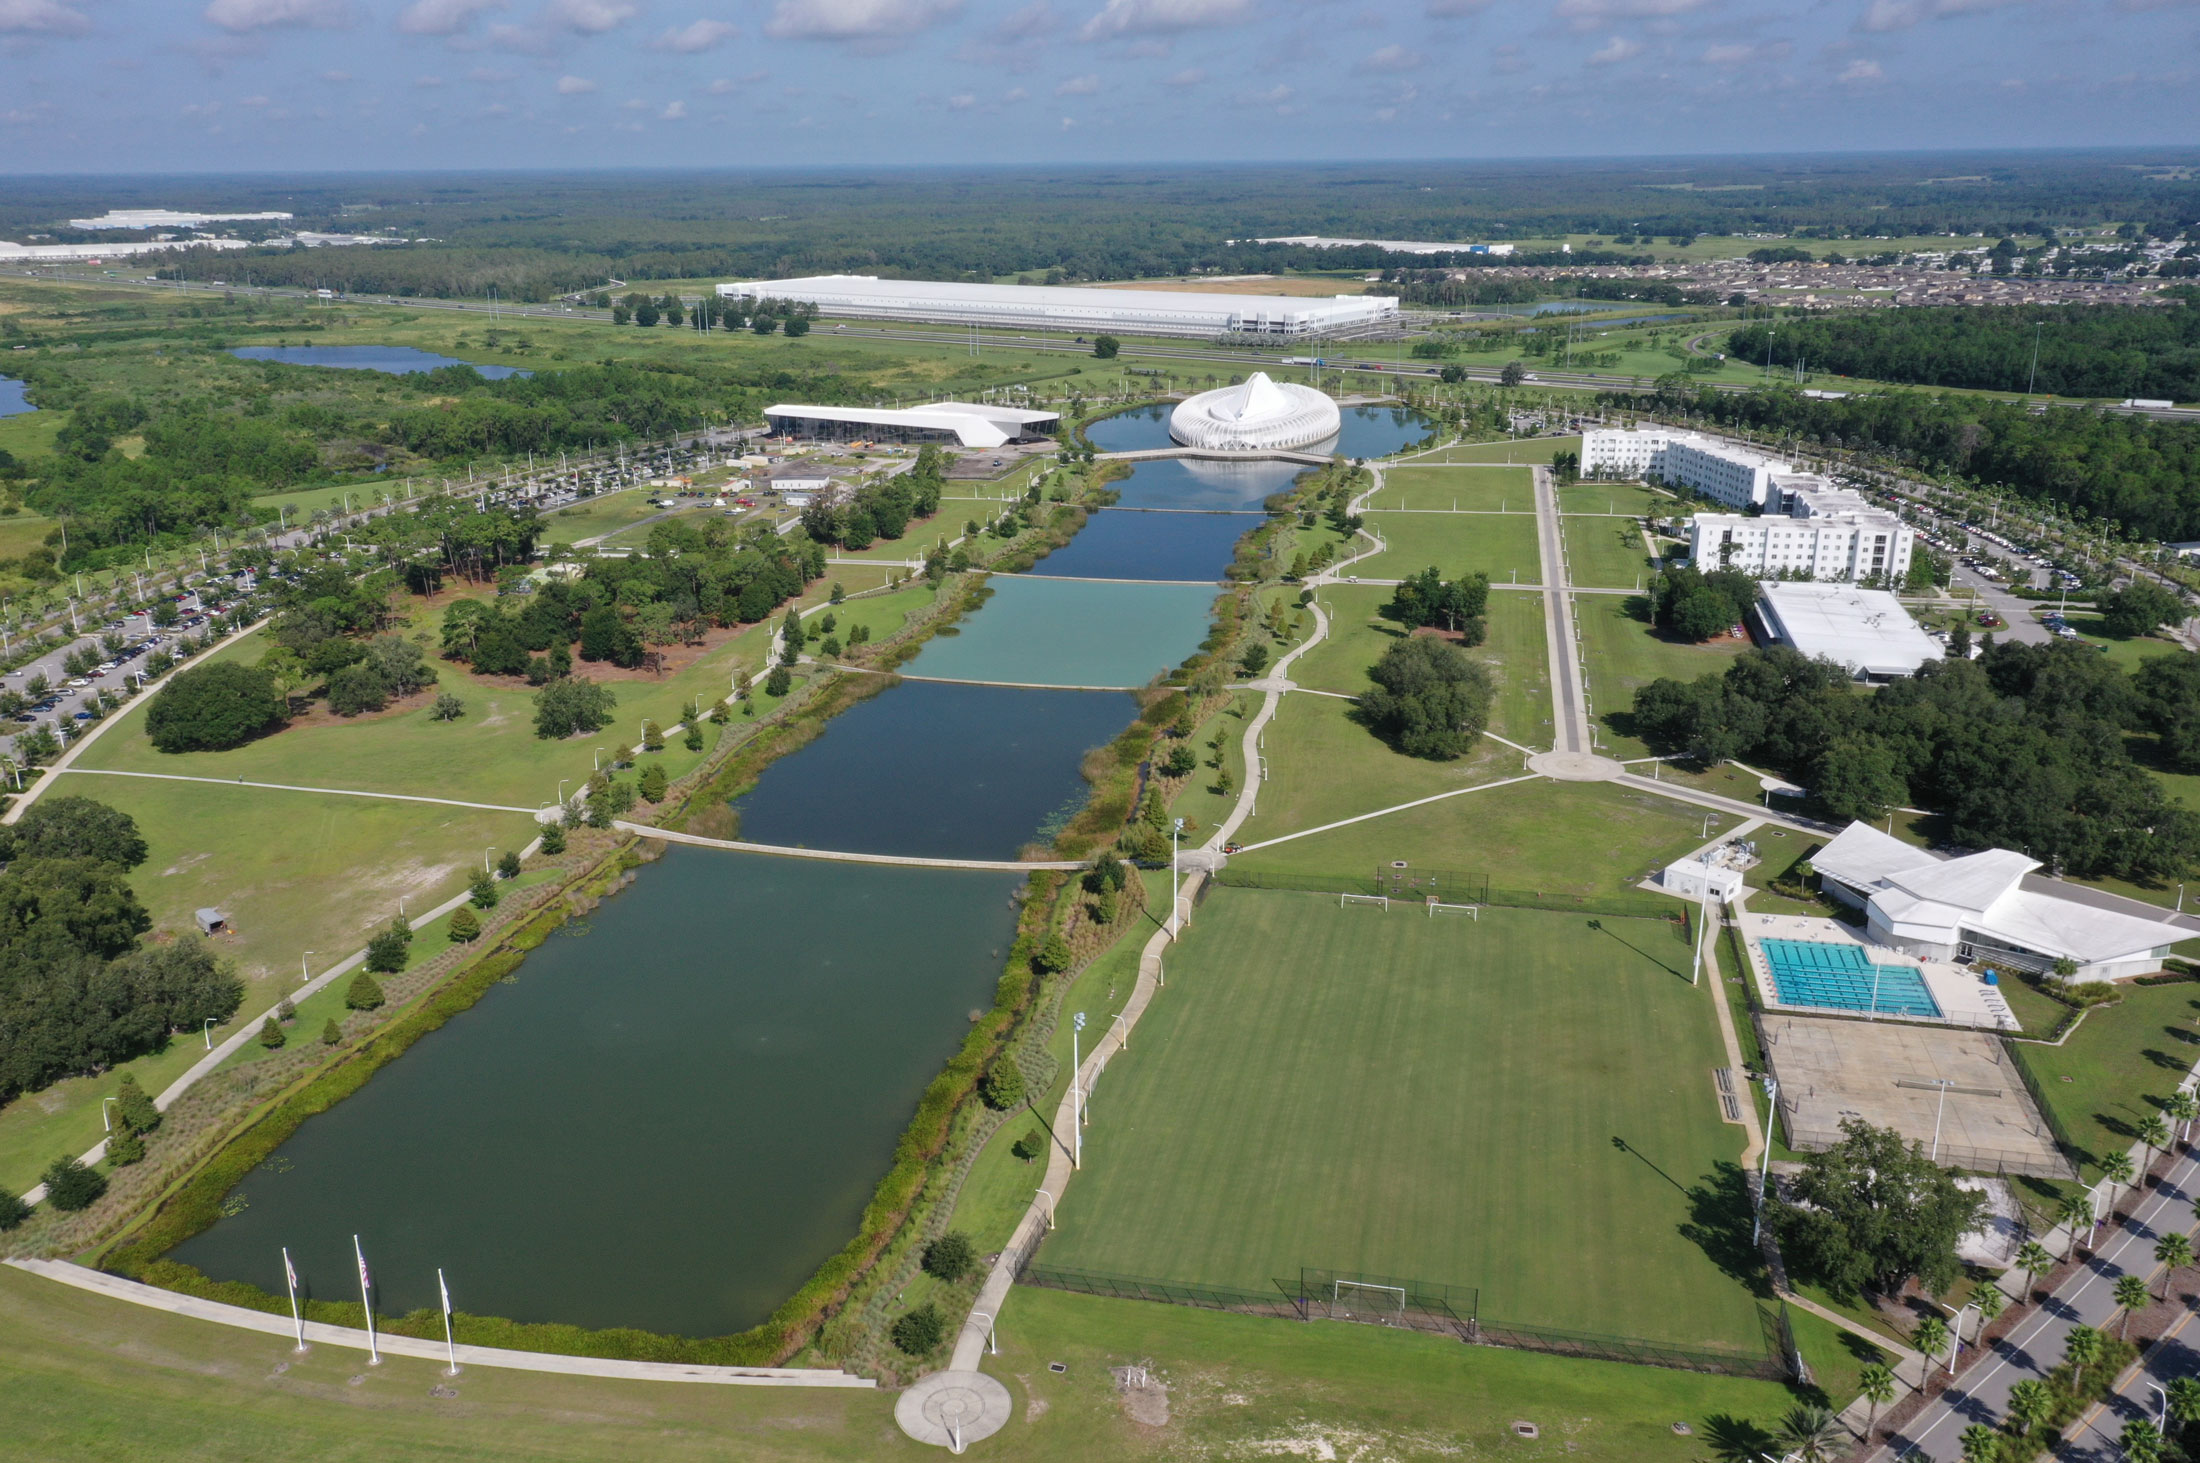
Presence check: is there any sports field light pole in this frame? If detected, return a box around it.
[1752,1074,1780,1246]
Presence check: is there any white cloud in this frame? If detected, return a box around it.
[1701,39,1788,64]
[996,0,1056,37]
[544,0,636,34]
[1164,65,1204,84]
[946,91,976,108]
[654,18,737,50]
[661,99,689,119]
[0,0,92,35]
[1055,72,1100,93]
[239,93,271,105]
[1426,0,1492,13]
[1003,85,1029,100]
[1586,33,1641,63]
[415,73,445,85]
[1837,56,1884,81]
[394,0,503,35]
[1060,114,1076,127]
[704,76,736,92]
[321,68,351,80]
[1078,0,1250,43]
[1557,0,1705,18]
[468,65,512,80]
[1358,43,1421,72]
[1859,0,2024,28]
[203,0,348,32]
[555,73,598,92]
[765,0,963,39]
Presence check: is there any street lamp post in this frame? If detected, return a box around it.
[1170,818,1184,942]
[1752,1074,1780,1246]
[301,951,315,983]
[484,847,496,875]
[202,1016,217,1049]
[101,1096,118,1133]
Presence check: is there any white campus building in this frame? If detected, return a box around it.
[1169,372,1341,452]
[68,209,292,230]
[1755,582,1942,679]
[1583,427,1794,509]
[1811,821,2183,982]
[1689,482,1915,584]
[717,275,1399,340]
[761,401,1060,450]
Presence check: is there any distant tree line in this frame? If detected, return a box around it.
[1622,376,2200,542]
[1629,640,2200,881]
[1726,300,2200,403]
[0,797,243,1103]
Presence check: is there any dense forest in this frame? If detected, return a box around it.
[1726,300,2200,402]
[1625,376,2200,540]
[1629,641,2200,882]
[4,152,2180,301]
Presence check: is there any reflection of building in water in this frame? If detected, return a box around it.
[1170,455,1312,494]
[1169,373,1342,452]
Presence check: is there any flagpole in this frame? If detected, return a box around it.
[282,1246,306,1352]
[439,1268,460,1376]
[353,1234,380,1365]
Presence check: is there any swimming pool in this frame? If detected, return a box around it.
[1760,939,1942,1019]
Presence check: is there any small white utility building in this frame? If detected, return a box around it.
[1168,372,1341,452]
[1755,582,1942,680]
[1811,821,2181,981]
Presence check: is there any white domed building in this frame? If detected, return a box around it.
[1168,372,1341,453]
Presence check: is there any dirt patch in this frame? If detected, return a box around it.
[279,684,441,731]
[1408,625,1468,644]
[1112,1363,1169,1428]
[160,851,212,878]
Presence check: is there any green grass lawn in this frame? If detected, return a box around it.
[1563,516,1659,590]
[1041,890,1770,1354]
[1230,695,1524,849]
[2053,613,2184,676]
[2017,981,2200,1181]
[1296,587,1549,748]
[1230,776,1742,898]
[1366,464,1532,513]
[0,1031,222,1197]
[1356,511,1543,587]
[813,581,936,651]
[1165,690,1258,839]
[0,1252,1820,1463]
[539,489,682,546]
[1575,595,1749,758]
[1560,481,1675,517]
[1407,434,1580,466]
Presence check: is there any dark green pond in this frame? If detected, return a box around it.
[171,849,1020,1337]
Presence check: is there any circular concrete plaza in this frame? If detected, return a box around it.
[895,1370,1014,1450]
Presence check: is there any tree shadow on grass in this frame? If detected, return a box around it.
[1699,1413,1777,1463]
[1679,1160,1775,1300]
[1588,917,1688,981]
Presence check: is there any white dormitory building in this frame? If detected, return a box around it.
[1691,483,1914,584]
[1810,821,2183,983]
[1583,427,1793,509]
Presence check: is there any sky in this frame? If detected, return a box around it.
[0,0,2196,173]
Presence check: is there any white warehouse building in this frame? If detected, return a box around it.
[716,275,1400,340]
[1689,483,1914,584]
[1583,427,1794,509]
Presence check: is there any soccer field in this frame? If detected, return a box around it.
[1042,890,1771,1356]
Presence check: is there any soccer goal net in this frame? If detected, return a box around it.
[1329,1280,1409,1325]
[1427,899,1479,919]
[1340,893,1389,910]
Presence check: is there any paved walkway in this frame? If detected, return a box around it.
[60,767,543,816]
[618,822,1087,872]
[5,1259,873,1388]
[1530,464,1593,756]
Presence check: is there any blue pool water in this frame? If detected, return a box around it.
[1761,939,1942,1019]
[231,345,530,378]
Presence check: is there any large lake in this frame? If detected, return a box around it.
[231,345,530,379]
[171,849,1021,1337]
[169,447,1251,1336]
[0,378,34,417]
[1086,401,1433,460]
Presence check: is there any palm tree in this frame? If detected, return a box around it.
[2105,1151,2138,1196]
[1858,1363,1897,1439]
[1959,1423,1999,1463]
[2007,1377,2055,1439]
[2168,1089,2198,1149]
[1914,1314,1952,1374]
[1974,1281,2007,1330]
[2169,1376,2200,1431]
[2115,1272,2151,1337]
[1777,1404,1844,1463]
[2017,1240,2055,1301]
[2065,1324,2102,1391]
[2155,1231,2193,1299]
[2059,1192,2095,1257]
[2122,1417,2166,1463]
[2139,1114,2172,1175]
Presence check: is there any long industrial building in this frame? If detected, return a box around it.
[717,275,1399,340]
[762,400,1059,449]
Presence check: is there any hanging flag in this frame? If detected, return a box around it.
[284,1250,299,1294]
[355,1243,372,1294]
[439,1270,451,1317]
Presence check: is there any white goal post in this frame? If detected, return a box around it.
[1427,900,1479,919]
[1330,1279,1408,1323]
[1339,893,1390,910]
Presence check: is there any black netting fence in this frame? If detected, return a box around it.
[1210,865,1684,926]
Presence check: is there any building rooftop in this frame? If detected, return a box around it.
[1755,581,1942,679]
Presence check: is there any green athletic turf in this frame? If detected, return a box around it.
[1042,890,1771,1355]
